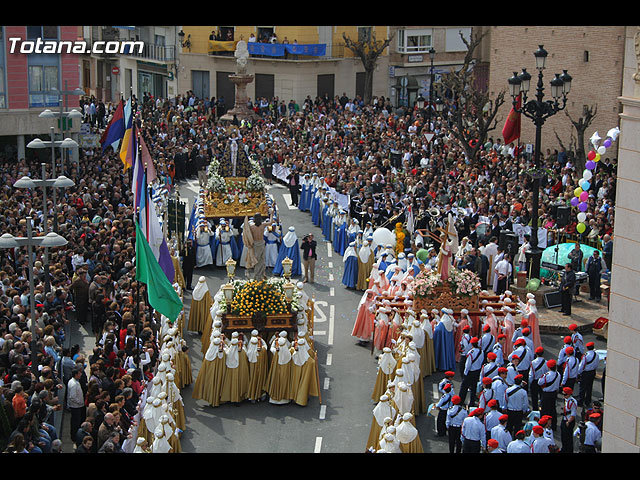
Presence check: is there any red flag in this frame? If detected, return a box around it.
[502,93,522,145]
[139,135,157,183]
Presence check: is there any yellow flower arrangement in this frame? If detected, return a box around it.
[230,280,289,317]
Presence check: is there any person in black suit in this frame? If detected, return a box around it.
[560,263,576,316]
[287,169,300,206]
[182,239,197,290]
[300,233,317,283]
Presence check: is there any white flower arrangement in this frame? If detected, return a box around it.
[207,173,227,193]
[246,173,265,192]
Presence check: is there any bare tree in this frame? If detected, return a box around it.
[564,104,598,173]
[438,31,506,162]
[342,30,394,104]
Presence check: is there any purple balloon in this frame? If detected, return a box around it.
[586,160,596,170]
[570,197,579,207]
[604,139,612,148]
[578,202,588,212]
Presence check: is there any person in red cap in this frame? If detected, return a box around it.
[461,407,486,453]
[446,394,467,453]
[487,438,501,453]
[481,351,499,381]
[493,333,506,367]
[439,371,456,395]
[557,336,573,370]
[530,424,553,453]
[568,323,585,358]
[436,382,454,437]
[577,341,600,407]
[537,415,557,451]
[511,317,528,347]
[538,359,561,431]
[561,346,579,392]
[490,413,512,451]
[458,325,472,377]
[478,377,496,411]
[506,429,529,453]
[560,386,577,453]
[505,374,529,436]
[529,346,547,412]
[459,336,483,407]
[492,367,509,409]
[581,412,602,453]
[480,323,495,363]
[483,398,502,442]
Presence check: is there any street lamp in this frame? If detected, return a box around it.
[0,217,68,373]
[427,47,436,133]
[507,44,571,280]
[40,82,84,173]
[27,127,79,231]
[13,163,75,292]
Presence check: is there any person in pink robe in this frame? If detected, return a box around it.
[373,306,392,352]
[524,298,542,350]
[500,305,516,357]
[352,286,379,344]
[483,306,500,339]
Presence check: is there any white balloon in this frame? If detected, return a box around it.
[582,170,592,181]
[577,212,587,223]
[597,146,606,155]
[589,131,601,148]
[372,227,395,248]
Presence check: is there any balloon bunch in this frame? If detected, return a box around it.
[570,126,620,234]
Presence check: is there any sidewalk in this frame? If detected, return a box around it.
[535,294,609,335]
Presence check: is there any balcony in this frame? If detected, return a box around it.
[131,42,175,63]
[208,41,352,60]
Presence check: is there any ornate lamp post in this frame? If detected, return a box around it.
[507,45,572,280]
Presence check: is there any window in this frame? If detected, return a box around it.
[28,65,59,107]
[257,27,274,43]
[26,26,58,40]
[397,28,433,54]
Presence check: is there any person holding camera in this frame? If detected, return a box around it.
[301,233,317,283]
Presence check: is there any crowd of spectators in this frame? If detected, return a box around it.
[0,84,618,452]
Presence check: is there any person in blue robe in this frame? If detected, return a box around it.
[406,253,421,276]
[341,241,358,289]
[433,308,457,371]
[321,199,332,241]
[273,226,302,277]
[346,218,359,244]
[333,210,348,256]
[310,187,321,226]
[298,174,311,212]
[378,252,390,273]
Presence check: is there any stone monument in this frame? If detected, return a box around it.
[220,39,258,123]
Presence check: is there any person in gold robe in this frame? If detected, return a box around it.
[192,337,226,407]
[366,394,397,452]
[220,337,250,404]
[356,237,375,291]
[289,338,319,406]
[188,276,212,334]
[246,331,269,403]
[396,412,424,453]
[371,347,397,402]
[267,337,293,404]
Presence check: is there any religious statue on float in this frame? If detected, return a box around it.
[436,214,458,282]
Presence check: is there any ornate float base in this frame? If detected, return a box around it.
[204,177,268,219]
[413,283,479,313]
[222,311,296,336]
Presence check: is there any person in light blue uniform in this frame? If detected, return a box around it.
[273,226,302,277]
[341,241,358,289]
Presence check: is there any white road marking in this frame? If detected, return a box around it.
[329,287,335,297]
[314,436,323,452]
[328,261,333,268]
[314,330,326,336]
[314,301,328,323]
[328,273,334,282]
[323,377,330,390]
[327,242,332,257]
[281,193,298,210]
[326,353,332,366]
[328,304,335,346]
[319,405,327,420]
